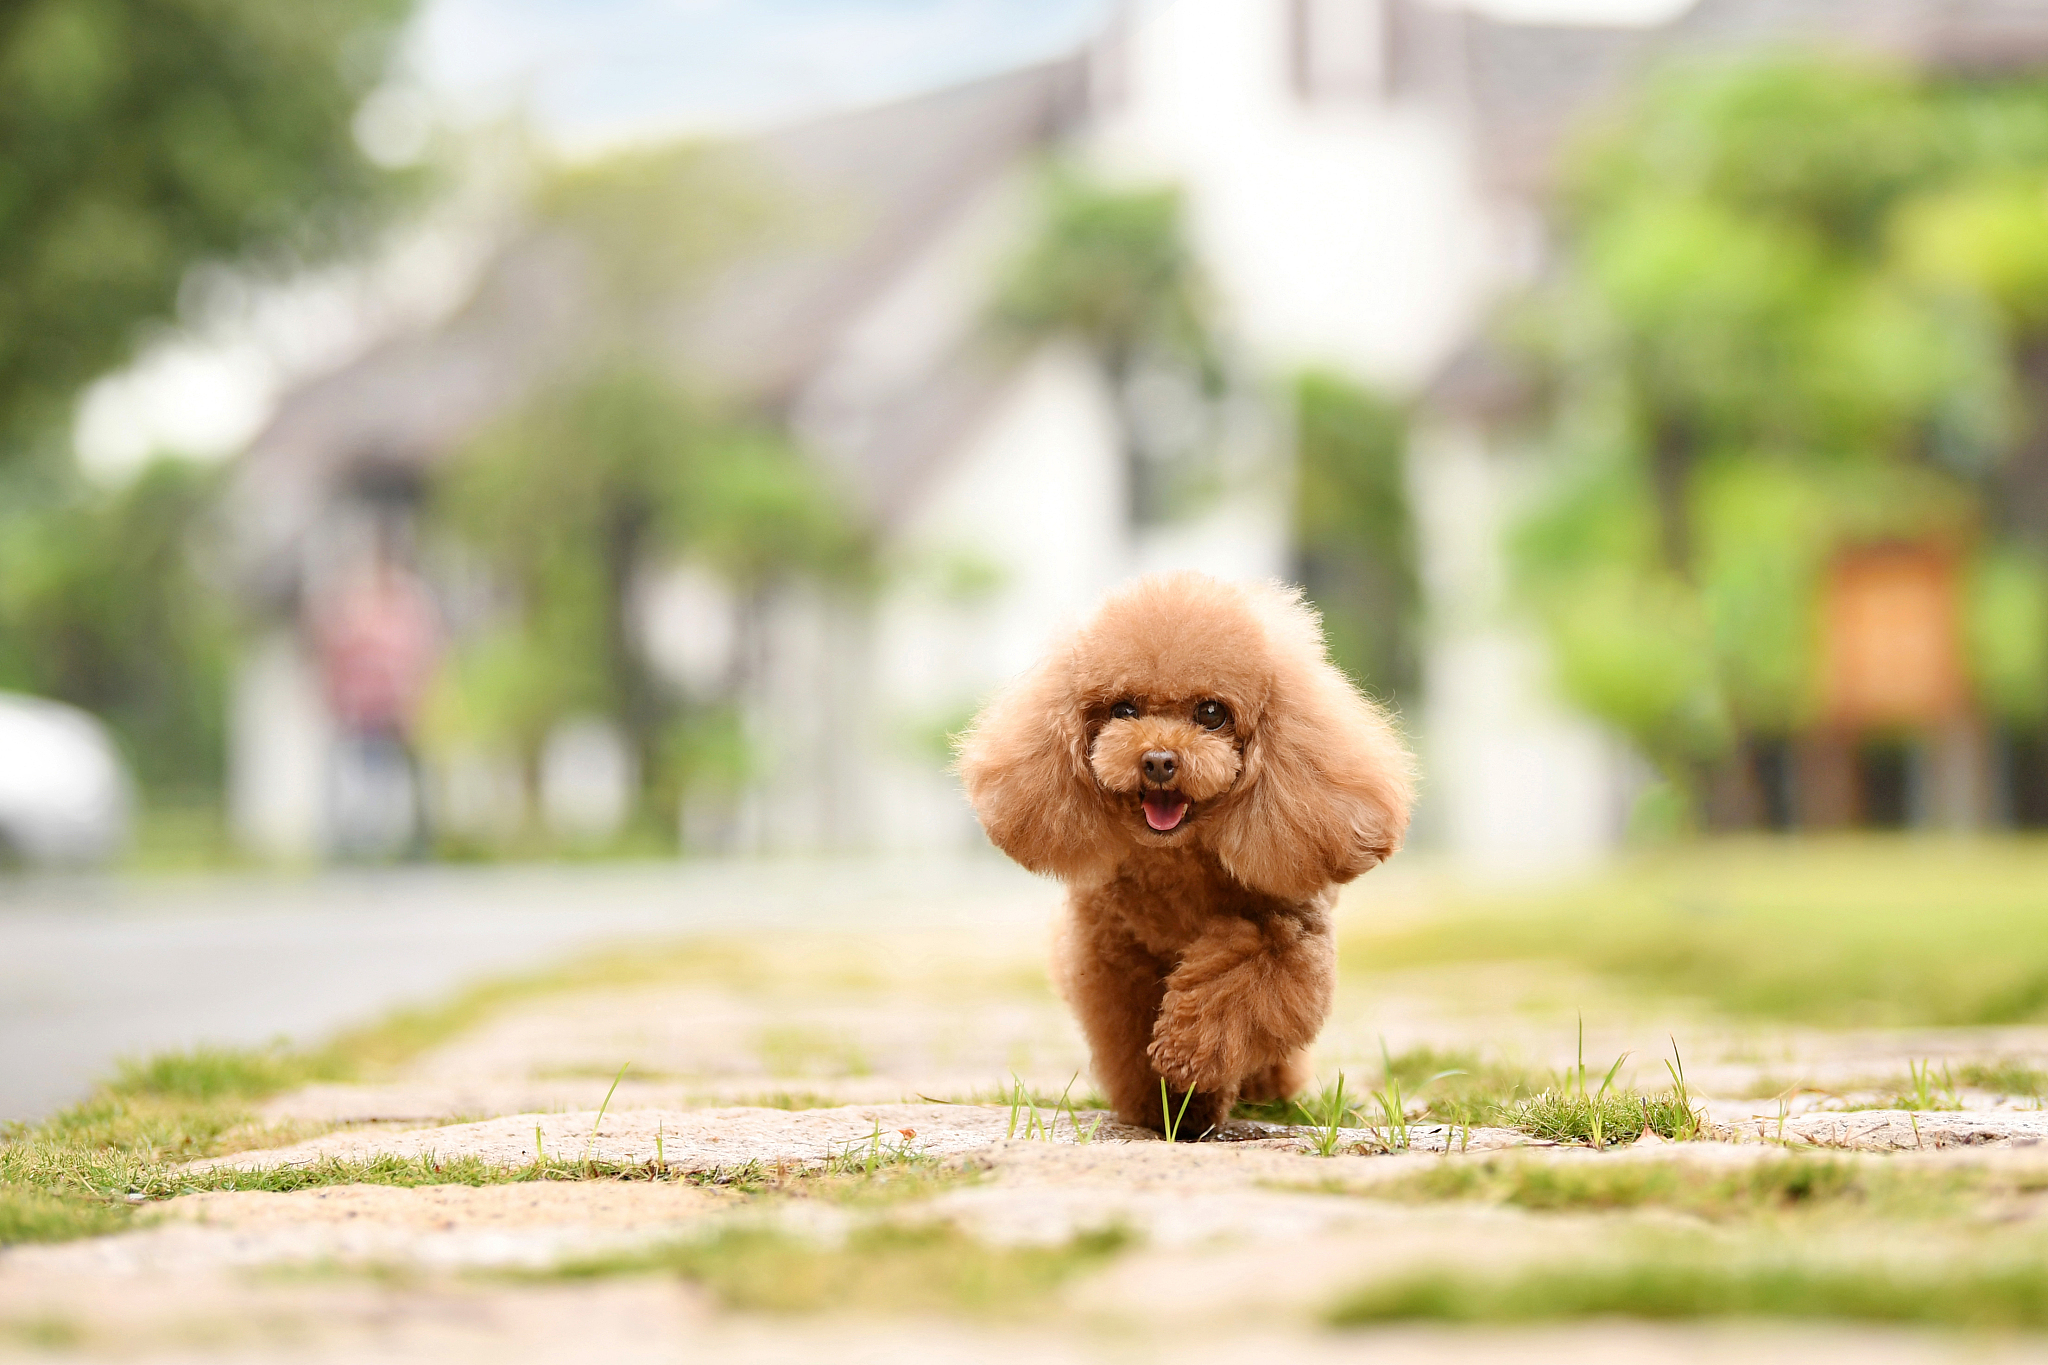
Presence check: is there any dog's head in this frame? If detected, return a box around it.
[954,572,1413,900]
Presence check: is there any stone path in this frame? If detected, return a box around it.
[11,878,2048,1362]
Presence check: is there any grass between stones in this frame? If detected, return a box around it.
[526,1222,1132,1316]
[2,1047,337,1247]
[177,1142,971,1204]
[1845,1058,2048,1110]
[1238,1042,1703,1149]
[1,1315,84,1352]
[1344,837,2048,1027]
[1,1048,980,1249]
[0,926,1073,1249]
[1950,1059,2048,1098]
[1315,1152,1999,1221]
[0,933,994,1249]
[1328,1256,2048,1328]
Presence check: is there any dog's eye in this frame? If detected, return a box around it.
[1194,700,1229,730]
[1109,700,1139,720]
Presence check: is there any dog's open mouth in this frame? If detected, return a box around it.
[1141,789,1190,832]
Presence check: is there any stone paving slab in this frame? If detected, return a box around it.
[6,1275,2042,1365]
[1715,1108,2048,1150]
[6,1181,739,1277]
[195,1103,1130,1175]
[193,1103,1551,1177]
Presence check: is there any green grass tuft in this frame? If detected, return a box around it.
[704,1090,854,1112]
[1237,1047,1546,1137]
[538,1222,1131,1314]
[3,1315,86,1351]
[1,1074,323,1246]
[1329,1046,1550,1131]
[0,1184,133,1244]
[1377,1154,1872,1219]
[1329,1256,2048,1327]
[1298,1072,1359,1156]
[1953,1059,2048,1097]
[1239,1039,1702,1149]
[1514,1089,1700,1146]
[108,1043,343,1103]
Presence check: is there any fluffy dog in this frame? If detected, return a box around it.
[955,572,1413,1138]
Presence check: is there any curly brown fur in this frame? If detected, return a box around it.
[956,572,1412,1138]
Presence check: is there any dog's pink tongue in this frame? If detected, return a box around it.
[1143,791,1188,831]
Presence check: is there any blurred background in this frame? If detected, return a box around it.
[6,0,2048,876]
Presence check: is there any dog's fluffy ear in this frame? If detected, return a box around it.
[1213,589,1413,902]
[954,651,1108,880]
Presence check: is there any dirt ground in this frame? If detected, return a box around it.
[10,866,2048,1363]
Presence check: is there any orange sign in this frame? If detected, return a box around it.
[1821,544,1965,729]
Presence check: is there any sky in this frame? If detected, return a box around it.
[410,0,1120,153]
[409,0,1695,153]
[75,0,1694,477]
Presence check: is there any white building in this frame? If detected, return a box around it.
[226,0,2048,868]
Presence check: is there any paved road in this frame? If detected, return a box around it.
[0,858,1053,1123]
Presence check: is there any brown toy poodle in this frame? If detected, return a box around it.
[955,572,1413,1138]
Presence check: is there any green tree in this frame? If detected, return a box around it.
[1515,56,2048,815]
[997,169,1220,522]
[1293,372,1419,702]
[0,0,416,823]
[0,459,231,797]
[998,171,1213,383]
[0,0,414,470]
[424,368,865,835]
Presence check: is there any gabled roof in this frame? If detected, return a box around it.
[230,59,1086,590]
[673,60,1086,401]
[1421,0,2048,192]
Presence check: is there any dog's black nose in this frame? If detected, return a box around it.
[1142,750,1178,786]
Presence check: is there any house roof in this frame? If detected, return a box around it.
[1423,335,1541,424]
[229,58,1086,594]
[671,61,1086,402]
[234,0,2048,584]
[1428,0,2048,193]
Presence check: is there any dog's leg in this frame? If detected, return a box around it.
[1058,906,1192,1133]
[1148,910,1334,1106]
[1238,1045,1315,1104]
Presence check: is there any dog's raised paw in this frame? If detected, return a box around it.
[1147,1030,1228,1094]
[1146,1037,1198,1091]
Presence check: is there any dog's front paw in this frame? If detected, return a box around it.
[1148,994,1240,1094]
[1145,1032,1209,1093]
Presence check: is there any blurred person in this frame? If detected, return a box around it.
[311,558,442,859]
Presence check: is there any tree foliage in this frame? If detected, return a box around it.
[0,0,415,817]
[0,460,231,795]
[1293,372,1419,702]
[418,139,866,836]
[423,367,866,829]
[997,169,1224,525]
[0,0,413,468]
[996,170,1214,383]
[1516,56,2048,797]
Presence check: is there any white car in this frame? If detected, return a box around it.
[0,693,132,867]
